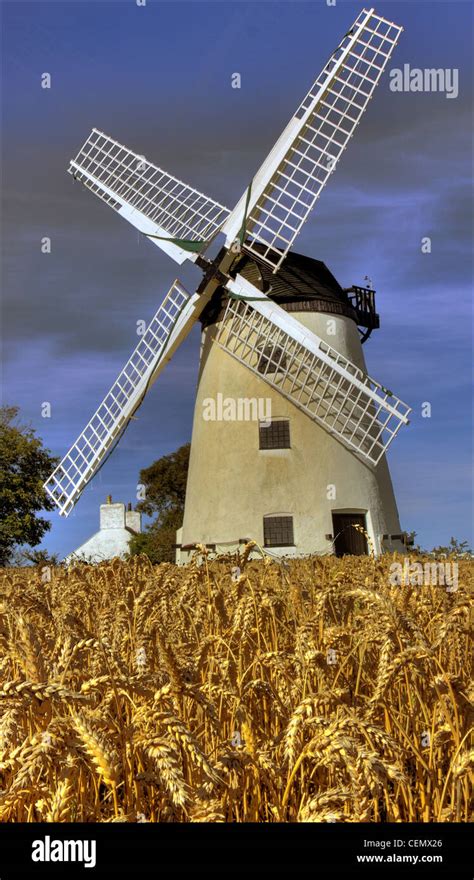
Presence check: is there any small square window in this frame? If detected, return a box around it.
[259,420,290,450]
[263,515,294,547]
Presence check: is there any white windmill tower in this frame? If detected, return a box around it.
[44,7,411,560]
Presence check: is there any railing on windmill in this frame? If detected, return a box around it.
[344,285,380,331]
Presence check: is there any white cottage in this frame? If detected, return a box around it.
[65,497,141,564]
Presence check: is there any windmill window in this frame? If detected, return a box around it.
[259,419,291,450]
[257,343,288,374]
[263,515,294,547]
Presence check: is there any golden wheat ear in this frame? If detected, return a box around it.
[0,554,471,821]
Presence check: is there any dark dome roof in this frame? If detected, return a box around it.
[238,245,348,309]
[199,245,360,327]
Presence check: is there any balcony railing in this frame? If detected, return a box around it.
[344,285,380,331]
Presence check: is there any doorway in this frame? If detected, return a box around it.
[332,512,368,557]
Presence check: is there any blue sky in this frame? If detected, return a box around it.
[2,0,473,557]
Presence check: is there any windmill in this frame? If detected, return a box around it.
[44,7,411,560]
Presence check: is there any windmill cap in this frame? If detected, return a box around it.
[201,246,361,327]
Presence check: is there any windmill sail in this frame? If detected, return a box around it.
[69,129,230,265]
[222,7,402,272]
[45,7,410,520]
[219,275,410,465]
[44,281,211,516]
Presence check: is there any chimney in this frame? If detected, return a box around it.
[125,503,142,534]
[100,498,125,530]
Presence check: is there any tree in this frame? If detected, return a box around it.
[0,406,58,566]
[20,549,61,566]
[429,537,472,558]
[403,531,471,557]
[129,443,190,563]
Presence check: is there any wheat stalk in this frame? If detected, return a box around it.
[0,554,471,822]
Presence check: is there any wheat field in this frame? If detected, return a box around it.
[0,547,472,823]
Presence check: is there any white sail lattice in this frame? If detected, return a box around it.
[44,281,209,515]
[218,276,410,465]
[223,7,402,271]
[69,129,230,264]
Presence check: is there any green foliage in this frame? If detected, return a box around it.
[129,443,190,563]
[429,536,472,558]
[19,549,61,566]
[0,406,58,566]
[404,530,417,548]
[129,508,184,564]
[134,443,190,517]
[406,531,471,558]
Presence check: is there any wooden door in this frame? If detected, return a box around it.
[332,513,368,557]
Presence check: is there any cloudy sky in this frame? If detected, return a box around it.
[2,0,472,558]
